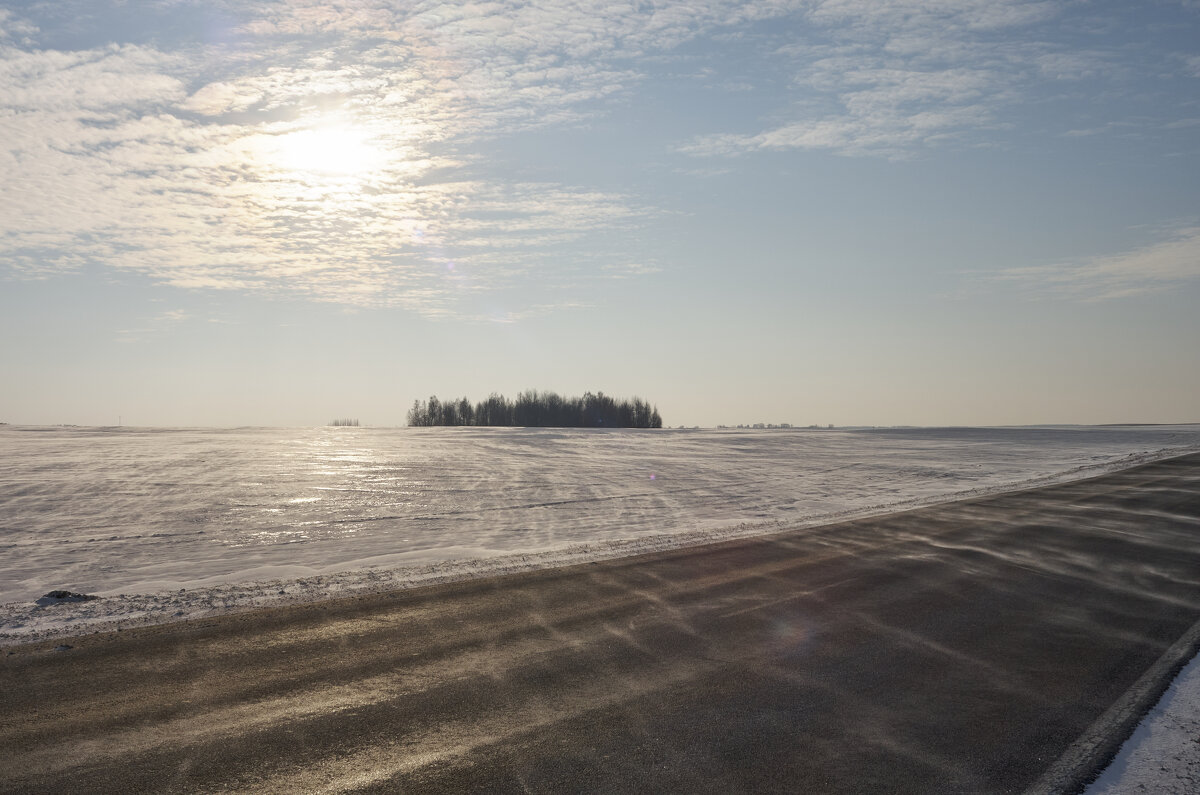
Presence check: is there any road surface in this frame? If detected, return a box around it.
[3,454,1200,793]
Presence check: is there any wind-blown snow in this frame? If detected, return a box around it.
[2,424,1199,645]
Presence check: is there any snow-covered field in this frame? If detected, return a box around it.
[2,424,1199,644]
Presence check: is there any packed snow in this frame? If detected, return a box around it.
[2,424,1199,645]
[1085,650,1200,794]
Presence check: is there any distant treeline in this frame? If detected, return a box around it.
[329,418,359,427]
[407,391,663,428]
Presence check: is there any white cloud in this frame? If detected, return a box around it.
[0,72,643,314]
[0,3,668,316]
[803,0,1056,33]
[682,91,994,158]
[602,262,663,279]
[4,0,1195,316]
[180,81,264,115]
[993,227,1200,300]
[114,307,191,343]
[6,0,837,316]
[0,9,38,42]
[0,44,186,113]
[680,0,1186,158]
[1033,51,1106,80]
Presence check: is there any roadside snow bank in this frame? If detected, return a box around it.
[1085,649,1200,794]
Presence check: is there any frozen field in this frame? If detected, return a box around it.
[2,424,1199,643]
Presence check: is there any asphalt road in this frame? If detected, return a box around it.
[3,454,1200,794]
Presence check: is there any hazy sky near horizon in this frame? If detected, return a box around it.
[2,0,1198,427]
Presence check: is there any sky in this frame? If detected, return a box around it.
[1,0,1198,428]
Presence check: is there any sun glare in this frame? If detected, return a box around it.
[270,123,385,178]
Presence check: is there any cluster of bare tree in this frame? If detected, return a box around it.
[407,391,663,428]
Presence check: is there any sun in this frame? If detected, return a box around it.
[269,123,385,179]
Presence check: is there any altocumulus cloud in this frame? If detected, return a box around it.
[0,0,727,314]
[0,0,819,315]
[678,0,1192,159]
[3,0,1198,314]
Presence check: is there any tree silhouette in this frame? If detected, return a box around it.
[406,391,664,428]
